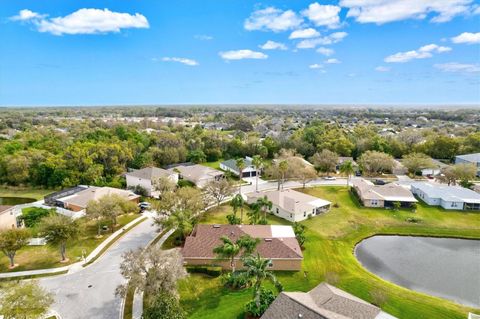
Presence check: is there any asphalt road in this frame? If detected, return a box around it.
[40,217,158,319]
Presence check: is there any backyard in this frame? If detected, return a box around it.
[177,186,480,319]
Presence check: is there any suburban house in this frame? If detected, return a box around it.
[168,163,224,188]
[182,224,303,271]
[352,179,417,208]
[247,189,331,222]
[261,282,397,319]
[455,153,480,177]
[49,186,140,212]
[421,159,448,177]
[411,182,480,211]
[125,166,179,197]
[220,156,257,178]
[0,206,18,229]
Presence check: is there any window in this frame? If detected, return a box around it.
[268,260,273,268]
[451,202,457,208]
[304,211,306,217]
[290,213,293,219]
[276,208,279,214]
[371,200,378,206]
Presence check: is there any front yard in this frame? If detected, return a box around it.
[0,213,140,272]
[177,186,480,319]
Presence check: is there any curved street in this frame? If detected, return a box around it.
[39,217,158,319]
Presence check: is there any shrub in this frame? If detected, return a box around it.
[19,207,55,228]
[370,289,388,307]
[406,217,422,223]
[178,179,196,188]
[128,185,148,197]
[333,202,340,208]
[186,266,222,277]
[245,288,276,317]
[143,293,185,319]
[226,214,241,225]
[221,271,251,289]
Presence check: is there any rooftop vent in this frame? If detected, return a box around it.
[265,238,272,242]
[213,225,220,228]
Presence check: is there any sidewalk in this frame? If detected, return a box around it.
[0,214,147,279]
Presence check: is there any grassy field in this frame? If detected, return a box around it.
[0,214,140,272]
[177,186,480,319]
[201,159,224,170]
[0,187,53,200]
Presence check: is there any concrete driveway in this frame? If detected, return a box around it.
[40,217,158,319]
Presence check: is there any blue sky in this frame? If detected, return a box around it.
[1,0,479,106]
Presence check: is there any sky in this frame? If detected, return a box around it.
[1,0,479,106]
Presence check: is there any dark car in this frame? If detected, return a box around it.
[373,179,386,185]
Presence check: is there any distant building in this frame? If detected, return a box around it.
[125,167,178,197]
[0,206,18,229]
[420,159,448,177]
[247,189,331,222]
[411,182,480,210]
[168,164,224,188]
[51,186,140,212]
[261,282,398,319]
[220,156,257,178]
[455,153,480,177]
[182,224,303,271]
[352,179,417,208]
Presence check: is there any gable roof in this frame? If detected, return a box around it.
[261,282,397,319]
[412,182,480,203]
[182,224,303,260]
[456,153,480,163]
[59,186,140,209]
[353,179,417,202]
[247,189,331,215]
[221,157,254,171]
[168,164,223,182]
[125,166,175,180]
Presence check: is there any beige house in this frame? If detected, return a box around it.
[56,186,140,212]
[182,224,303,271]
[247,189,331,222]
[168,164,224,188]
[125,166,179,197]
[352,179,417,208]
[0,206,18,229]
[261,282,398,319]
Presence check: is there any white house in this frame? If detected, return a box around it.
[455,153,480,177]
[247,189,331,222]
[411,182,480,211]
[125,167,179,197]
[220,156,257,178]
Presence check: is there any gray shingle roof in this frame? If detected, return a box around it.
[456,153,480,163]
[125,167,175,180]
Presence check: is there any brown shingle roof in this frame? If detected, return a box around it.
[182,224,303,260]
[0,206,13,214]
[125,166,175,180]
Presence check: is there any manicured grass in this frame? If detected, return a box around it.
[0,187,54,200]
[201,159,224,170]
[178,186,480,319]
[0,214,140,272]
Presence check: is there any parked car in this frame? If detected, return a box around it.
[138,202,151,210]
[323,176,336,180]
[355,171,362,177]
[373,179,386,185]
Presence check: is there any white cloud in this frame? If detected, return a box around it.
[434,62,480,73]
[244,7,302,32]
[161,57,199,66]
[316,47,335,56]
[451,32,480,44]
[289,28,320,39]
[297,31,348,49]
[219,50,268,60]
[11,8,149,35]
[302,3,341,28]
[10,9,44,21]
[259,40,288,50]
[309,63,323,69]
[194,34,213,41]
[325,58,341,64]
[339,0,474,24]
[375,66,391,72]
[385,43,451,63]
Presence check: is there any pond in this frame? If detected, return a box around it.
[0,197,36,206]
[355,235,480,308]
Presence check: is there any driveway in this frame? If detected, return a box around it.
[40,217,158,319]
[241,177,348,194]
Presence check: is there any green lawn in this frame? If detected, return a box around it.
[201,159,224,170]
[0,187,54,200]
[178,186,480,319]
[0,214,140,272]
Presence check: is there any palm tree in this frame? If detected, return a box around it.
[213,235,259,273]
[339,160,355,187]
[254,196,272,222]
[278,160,288,190]
[236,158,246,195]
[252,155,263,193]
[247,204,261,225]
[230,194,245,224]
[243,253,282,307]
[161,209,195,242]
